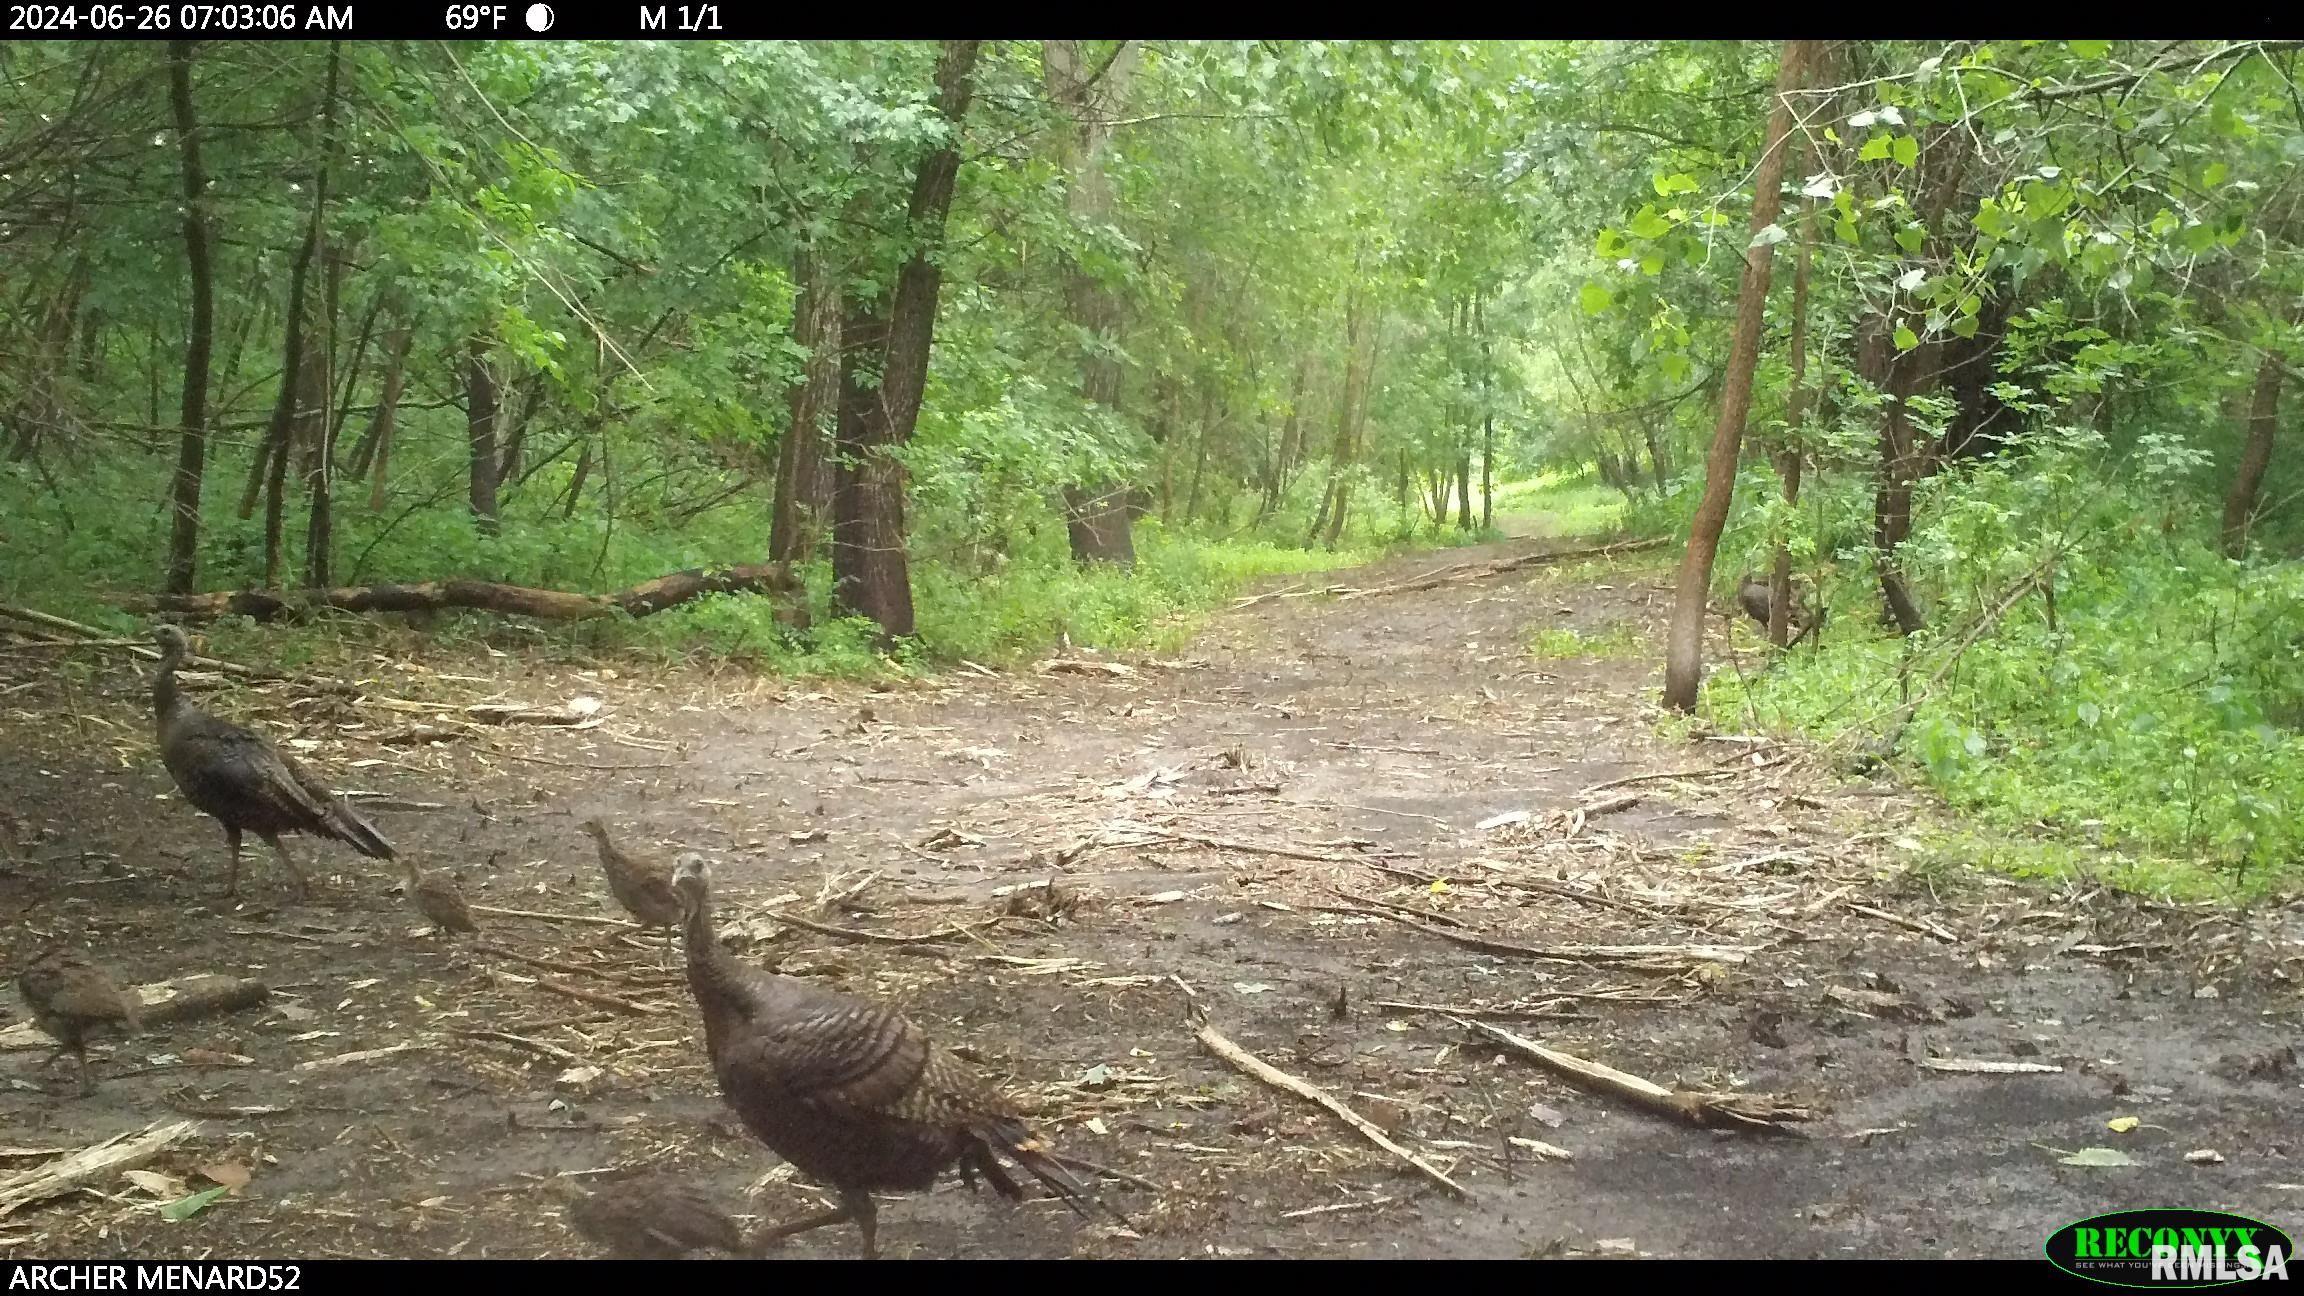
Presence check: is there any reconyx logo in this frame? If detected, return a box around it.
[2047,1209,2293,1288]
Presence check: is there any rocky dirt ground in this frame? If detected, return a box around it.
[2,536,2300,1260]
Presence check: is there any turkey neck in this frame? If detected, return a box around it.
[678,885,751,1020]
[153,639,187,736]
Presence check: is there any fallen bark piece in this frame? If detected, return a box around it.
[1195,1022,1470,1200]
[0,975,268,1052]
[295,1042,431,1071]
[1039,658,1137,678]
[1508,1136,1576,1161]
[118,562,802,625]
[1457,1018,1816,1134]
[0,1120,201,1219]
[1918,1057,2063,1075]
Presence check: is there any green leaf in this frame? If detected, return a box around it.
[1951,315,1980,338]
[1579,282,1613,315]
[1653,172,1699,196]
[1892,135,1920,168]
[1859,133,1893,163]
[1895,225,1926,253]
[1638,255,1663,276]
[1834,215,1860,245]
[1627,205,1672,239]
[163,1188,230,1222]
[2068,39,2111,60]
[1959,294,1982,316]
[1596,227,1626,258]
[2202,160,2229,188]
[1893,326,1920,351]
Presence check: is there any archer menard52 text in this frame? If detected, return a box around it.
[5,3,351,31]
[6,1266,301,1292]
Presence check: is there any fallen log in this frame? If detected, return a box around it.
[0,1120,202,1219]
[118,562,803,625]
[1455,1017,1817,1134]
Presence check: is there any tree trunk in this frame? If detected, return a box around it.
[495,374,545,488]
[1661,39,1817,713]
[302,42,344,590]
[829,40,981,638]
[2221,347,2288,558]
[770,241,842,564]
[1768,132,1818,650]
[1308,296,1372,549]
[1045,40,1143,566]
[163,40,215,597]
[1477,291,1495,531]
[466,337,500,535]
[1867,320,1930,636]
[255,156,326,587]
[351,316,413,509]
[1455,455,1474,530]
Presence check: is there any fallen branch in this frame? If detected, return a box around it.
[1918,1057,2062,1075]
[117,562,803,625]
[1580,767,1729,796]
[1195,1022,1469,1199]
[531,976,672,1017]
[1847,901,1959,944]
[1370,998,1598,1022]
[1334,904,1755,967]
[1335,536,1671,601]
[296,1042,432,1071]
[0,1120,202,1219]
[1456,1018,1816,1134]
[452,1028,586,1065]
[0,975,268,1052]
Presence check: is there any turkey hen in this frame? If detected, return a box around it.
[670,853,1123,1258]
[151,625,394,897]
[17,946,141,1094]
[1736,573,1823,646]
[580,820,680,961]
[561,1176,745,1259]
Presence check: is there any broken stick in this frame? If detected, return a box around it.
[1454,1018,1815,1134]
[1195,1022,1469,1199]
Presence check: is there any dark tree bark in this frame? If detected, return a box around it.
[2221,347,2288,557]
[1864,321,1931,636]
[466,337,500,535]
[830,40,982,638]
[1478,290,1495,531]
[1661,39,1817,712]
[495,374,546,488]
[1045,40,1142,567]
[1455,455,1475,530]
[163,40,215,596]
[127,562,801,624]
[1308,295,1374,550]
[770,241,841,564]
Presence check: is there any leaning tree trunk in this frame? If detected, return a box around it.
[1046,39,1143,567]
[466,336,500,535]
[830,38,982,638]
[1661,39,1817,713]
[2221,347,2288,558]
[355,315,413,510]
[163,40,215,597]
[770,240,841,565]
[255,151,325,588]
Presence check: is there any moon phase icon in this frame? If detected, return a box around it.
[525,3,554,30]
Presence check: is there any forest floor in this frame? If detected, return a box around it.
[2,533,2300,1260]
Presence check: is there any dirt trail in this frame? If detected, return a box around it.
[2,536,2298,1260]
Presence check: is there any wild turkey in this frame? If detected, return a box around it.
[580,819,680,960]
[16,946,141,1094]
[400,860,479,935]
[669,853,1123,1259]
[1736,574,1824,647]
[560,1176,746,1259]
[151,625,394,897]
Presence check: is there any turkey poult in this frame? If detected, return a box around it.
[579,818,681,933]
[560,1177,747,1260]
[17,946,141,1095]
[670,853,1123,1259]
[151,625,395,897]
[400,860,479,935]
